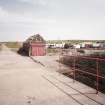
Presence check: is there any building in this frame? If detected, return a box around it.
[23,34,46,56]
[74,44,81,49]
[80,42,93,48]
[96,41,105,48]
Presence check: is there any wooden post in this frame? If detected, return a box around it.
[29,46,31,57]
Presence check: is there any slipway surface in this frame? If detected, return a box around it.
[0,45,105,105]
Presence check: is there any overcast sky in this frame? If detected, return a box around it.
[0,0,105,41]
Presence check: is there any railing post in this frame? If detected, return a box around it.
[96,59,99,94]
[59,48,61,71]
[73,49,76,83]
[73,56,76,83]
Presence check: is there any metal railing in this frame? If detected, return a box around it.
[59,49,105,94]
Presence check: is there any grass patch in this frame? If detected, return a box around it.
[5,42,22,48]
[47,48,59,54]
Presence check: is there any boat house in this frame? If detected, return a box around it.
[23,34,46,56]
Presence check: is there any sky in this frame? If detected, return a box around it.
[0,0,105,41]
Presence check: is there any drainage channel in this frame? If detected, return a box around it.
[51,75,104,105]
[42,75,83,105]
[42,75,104,105]
[30,57,45,67]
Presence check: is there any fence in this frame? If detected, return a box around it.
[59,49,105,94]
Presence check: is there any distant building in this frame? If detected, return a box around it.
[96,41,105,48]
[46,43,65,48]
[80,42,93,48]
[23,34,46,56]
[74,44,81,49]
[93,43,100,48]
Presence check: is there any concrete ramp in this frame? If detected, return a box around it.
[0,45,105,105]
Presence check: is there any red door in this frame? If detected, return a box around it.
[32,46,45,56]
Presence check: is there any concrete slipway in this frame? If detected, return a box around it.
[0,45,105,105]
